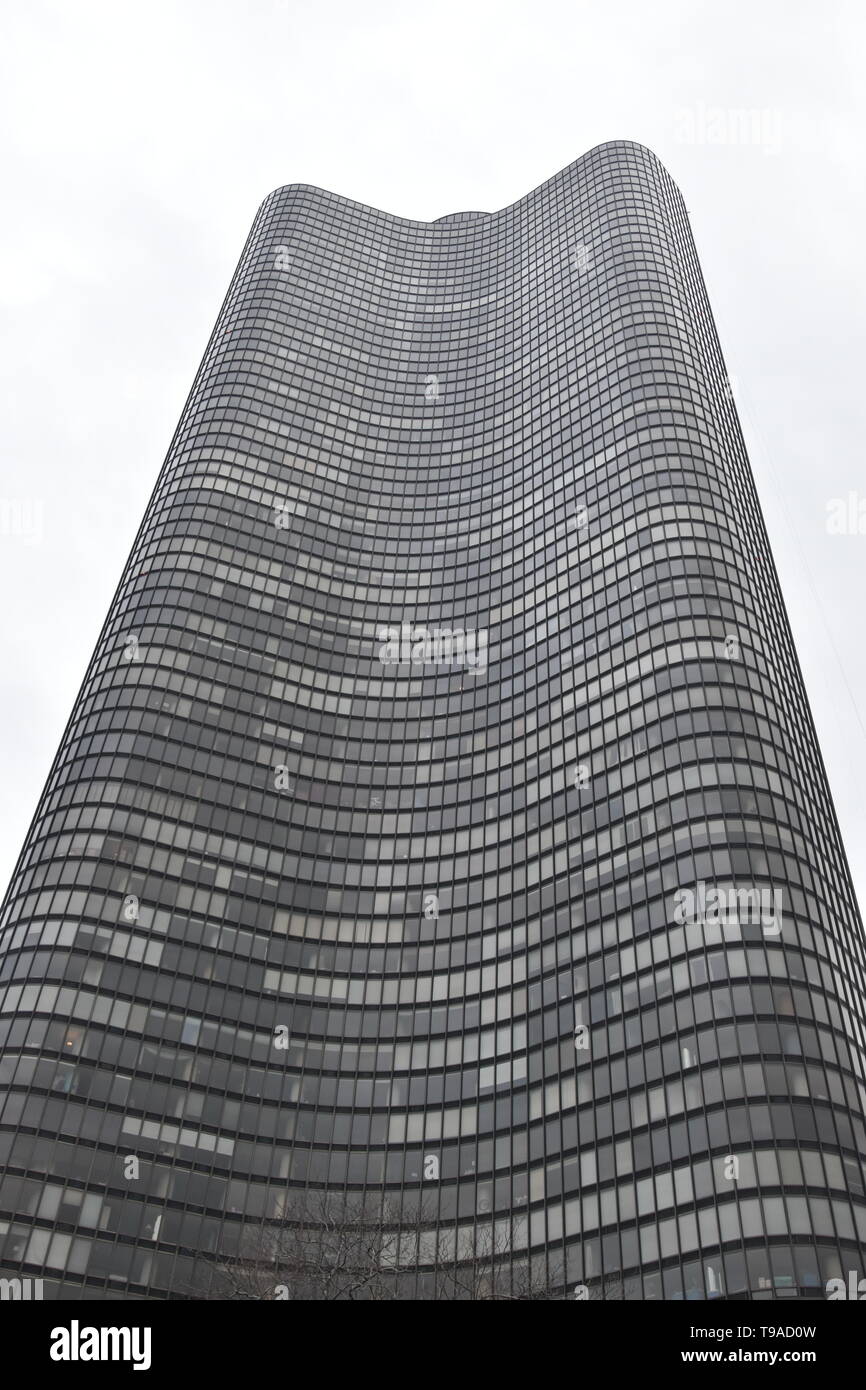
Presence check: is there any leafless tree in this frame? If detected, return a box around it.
[191,1192,566,1301]
[580,1274,637,1300]
[193,1190,400,1301]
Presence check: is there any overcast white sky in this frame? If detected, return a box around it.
[0,0,864,912]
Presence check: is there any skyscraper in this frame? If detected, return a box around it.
[1,140,865,1300]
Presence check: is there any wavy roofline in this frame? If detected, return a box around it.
[260,139,682,227]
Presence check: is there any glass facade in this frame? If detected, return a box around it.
[1,140,865,1300]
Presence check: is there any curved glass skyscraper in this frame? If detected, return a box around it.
[2,141,865,1301]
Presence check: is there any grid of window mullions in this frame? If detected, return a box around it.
[0,142,864,1300]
